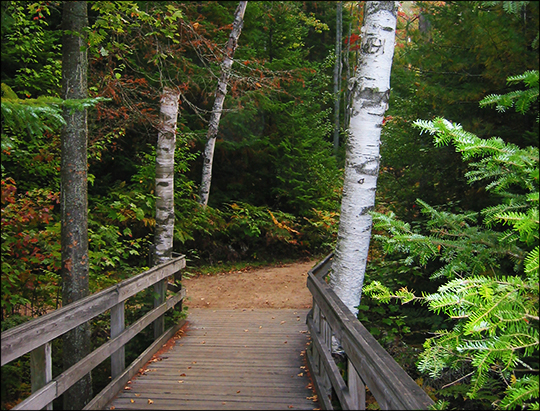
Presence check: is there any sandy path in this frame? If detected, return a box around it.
[181,259,319,310]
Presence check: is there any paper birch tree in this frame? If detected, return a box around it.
[152,87,180,338]
[329,1,398,316]
[198,0,248,207]
[154,87,181,266]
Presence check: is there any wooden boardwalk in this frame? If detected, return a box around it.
[105,308,319,410]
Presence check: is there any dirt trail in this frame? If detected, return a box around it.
[181,259,319,310]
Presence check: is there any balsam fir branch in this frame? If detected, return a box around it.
[367,71,538,409]
[1,83,110,137]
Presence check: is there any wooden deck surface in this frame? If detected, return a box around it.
[104,308,319,410]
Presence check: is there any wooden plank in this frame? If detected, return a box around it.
[1,256,185,366]
[12,380,57,410]
[13,289,185,410]
[348,358,366,410]
[30,343,53,410]
[84,319,187,410]
[307,314,353,410]
[153,279,166,340]
[56,289,185,396]
[306,257,434,410]
[105,308,318,411]
[305,344,333,411]
[111,301,125,379]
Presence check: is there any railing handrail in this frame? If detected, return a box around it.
[1,256,185,366]
[306,253,434,410]
[1,255,186,410]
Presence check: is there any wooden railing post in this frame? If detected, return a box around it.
[320,313,333,404]
[30,342,52,410]
[153,279,166,339]
[348,358,366,410]
[110,301,125,379]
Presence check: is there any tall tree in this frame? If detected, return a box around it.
[60,1,92,408]
[333,1,343,156]
[198,0,248,207]
[153,87,181,266]
[329,1,398,315]
[152,86,180,338]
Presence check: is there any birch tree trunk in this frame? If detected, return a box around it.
[152,87,180,339]
[198,0,248,207]
[329,1,398,316]
[333,1,343,156]
[60,1,92,408]
[154,87,180,266]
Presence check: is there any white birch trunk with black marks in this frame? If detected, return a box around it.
[330,1,398,316]
[154,87,180,266]
[198,0,248,207]
[152,87,180,339]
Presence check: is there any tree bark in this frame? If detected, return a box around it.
[152,87,180,339]
[329,1,398,316]
[154,87,180,267]
[333,1,343,156]
[60,1,92,409]
[198,0,248,207]
[344,21,352,131]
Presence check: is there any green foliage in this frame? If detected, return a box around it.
[365,80,539,408]
[379,0,539,223]
[480,71,539,118]
[1,1,62,98]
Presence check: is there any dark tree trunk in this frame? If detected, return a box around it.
[60,2,92,409]
[333,1,343,156]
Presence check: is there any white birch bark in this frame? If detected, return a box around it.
[154,87,180,265]
[199,0,248,207]
[329,1,398,316]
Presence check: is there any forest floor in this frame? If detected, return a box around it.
[181,258,320,310]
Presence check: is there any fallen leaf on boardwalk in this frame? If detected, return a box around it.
[178,380,184,383]
[237,390,241,393]
[201,341,205,344]
[244,329,249,332]
[284,341,288,344]
[180,373,186,376]
[187,366,192,369]
[110,407,115,410]
[272,316,275,319]
[222,402,226,405]
[280,321,286,324]
[147,399,153,404]
[298,373,304,377]
[135,394,141,397]
[130,399,134,403]
[259,326,262,329]
[297,318,300,321]
[124,386,131,390]
[289,406,294,409]
[192,361,197,364]
[300,366,306,369]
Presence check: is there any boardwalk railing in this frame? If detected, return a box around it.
[306,253,434,410]
[1,256,186,410]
